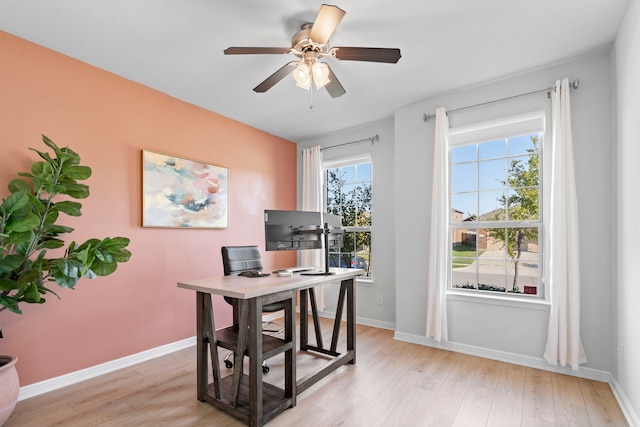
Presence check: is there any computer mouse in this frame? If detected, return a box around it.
[238,270,269,278]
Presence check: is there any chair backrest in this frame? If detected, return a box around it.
[221,245,284,315]
[221,245,264,276]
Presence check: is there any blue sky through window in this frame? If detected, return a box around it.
[451,134,539,221]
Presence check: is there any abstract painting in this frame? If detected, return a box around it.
[142,150,228,228]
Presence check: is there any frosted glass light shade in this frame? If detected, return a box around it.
[293,62,311,90]
[312,62,330,89]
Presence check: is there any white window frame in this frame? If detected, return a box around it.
[323,154,373,281]
[447,111,548,301]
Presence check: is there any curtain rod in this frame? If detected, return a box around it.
[303,134,379,153]
[422,78,580,123]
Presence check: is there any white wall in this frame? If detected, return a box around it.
[394,50,615,373]
[294,13,640,423]
[615,0,640,421]
[298,119,396,329]
[296,43,640,419]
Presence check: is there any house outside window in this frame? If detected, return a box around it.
[449,113,544,298]
[324,157,372,278]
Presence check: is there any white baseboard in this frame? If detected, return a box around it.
[393,331,639,427]
[18,336,196,401]
[354,316,395,331]
[393,331,610,380]
[609,375,640,427]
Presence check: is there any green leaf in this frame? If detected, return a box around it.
[7,179,31,194]
[60,146,81,163]
[55,146,81,167]
[0,254,24,273]
[100,237,132,262]
[56,258,80,279]
[1,191,30,213]
[89,259,118,276]
[54,201,83,217]
[31,149,54,165]
[76,238,101,251]
[41,134,60,152]
[0,278,20,291]
[64,166,92,180]
[30,161,46,176]
[103,237,131,248]
[60,183,90,199]
[0,295,22,314]
[110,247,132,263]
[45,224,75,235]
[6,230,34,247]
[23,283,42,303]
[6,213,40,233]
[36,238,65,250]
[93,249,113,263]
[52,270,79,288]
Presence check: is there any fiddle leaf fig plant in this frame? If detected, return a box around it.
[0,135,131,316]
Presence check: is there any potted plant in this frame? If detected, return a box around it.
[0,135,131,425]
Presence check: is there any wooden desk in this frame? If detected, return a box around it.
[177,268,363,427]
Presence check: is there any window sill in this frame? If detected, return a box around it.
[446,290,550,311]
[356,277,374,287]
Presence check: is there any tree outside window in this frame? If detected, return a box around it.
[450,134,541,296]
[326,162,372,277]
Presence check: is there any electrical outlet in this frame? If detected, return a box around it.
[619,342,624,365]
[376,295,383,305]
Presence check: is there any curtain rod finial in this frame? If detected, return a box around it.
[571,78,580,90]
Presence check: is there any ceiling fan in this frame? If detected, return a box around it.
[224,4,401,98]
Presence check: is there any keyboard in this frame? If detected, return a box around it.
[272,266,316,274]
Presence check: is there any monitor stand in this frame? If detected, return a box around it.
[301,223,335,276]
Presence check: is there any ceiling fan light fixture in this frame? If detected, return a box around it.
[225,4,400,98]
[293,62,311,90]
[311,61,330,89]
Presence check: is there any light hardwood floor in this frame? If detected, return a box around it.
[6,319,628,426]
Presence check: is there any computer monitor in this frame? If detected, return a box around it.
[264,210,323,251]
[264,209,344,275]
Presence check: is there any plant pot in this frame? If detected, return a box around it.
[0,355,19,426]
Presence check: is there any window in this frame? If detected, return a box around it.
[449,114,544,297]
[325,159,372,278]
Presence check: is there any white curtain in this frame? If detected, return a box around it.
[301,145,325,310]
[426,107,449,342]
[543,78,587,370]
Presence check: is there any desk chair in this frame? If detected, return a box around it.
[221,245,284,374]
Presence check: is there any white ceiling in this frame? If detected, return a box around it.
[0,0,630,142]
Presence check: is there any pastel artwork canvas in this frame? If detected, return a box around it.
[142,150,228,228]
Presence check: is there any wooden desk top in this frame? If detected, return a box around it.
[177,268,363,299]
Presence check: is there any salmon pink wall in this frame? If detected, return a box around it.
[0,31,296,386]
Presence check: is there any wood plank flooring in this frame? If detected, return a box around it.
[5,319,628,426]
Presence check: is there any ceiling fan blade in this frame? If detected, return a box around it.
[333,47,401,63]
[324,65,346,98]
[253,62,298,93]
[309,4,346,45]
[224,47,291,55]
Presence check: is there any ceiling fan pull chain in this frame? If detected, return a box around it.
[309,86,314,109]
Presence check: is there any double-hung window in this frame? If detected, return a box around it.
[449,113,545,297]
[324,157,372,278]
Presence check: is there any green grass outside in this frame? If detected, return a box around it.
[452,244,484,268]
